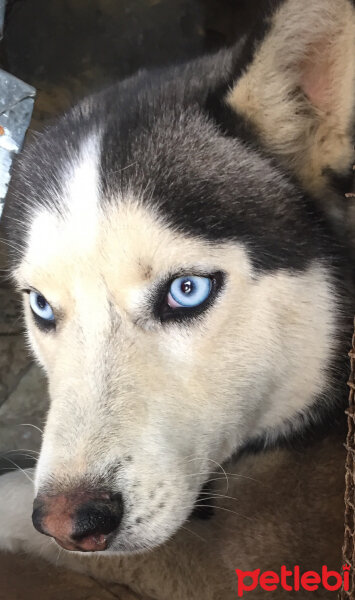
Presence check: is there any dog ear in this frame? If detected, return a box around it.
[226,0,355,207]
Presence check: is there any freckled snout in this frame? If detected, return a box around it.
[32,489,123,552]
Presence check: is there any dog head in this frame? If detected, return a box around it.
[3,0,354,553]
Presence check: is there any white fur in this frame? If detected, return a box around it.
[12,199,338,552]
[25,134,101,270]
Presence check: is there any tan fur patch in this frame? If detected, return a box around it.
[226,0,355,204]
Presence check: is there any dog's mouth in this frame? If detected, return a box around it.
[54,532,109,552]
[43,479,215,554]
[31,450,221,554]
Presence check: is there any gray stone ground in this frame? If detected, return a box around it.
[0,244,47,457]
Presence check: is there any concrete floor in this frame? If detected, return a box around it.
[0,245,47,459]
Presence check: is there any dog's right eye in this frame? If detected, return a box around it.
[28,291,56,331]
[157,272,224,323]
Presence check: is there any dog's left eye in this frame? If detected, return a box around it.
[167,276,212,308]
[29,291,55,329]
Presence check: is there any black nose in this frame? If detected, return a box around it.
[72,494,123,542]
[32,490,123,552]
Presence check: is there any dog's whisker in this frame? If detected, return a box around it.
[205,459,229,493]
[188,504,251,520]
[198,492,240,502]
[19,423,44,435]
[0,456,34,483]
[5,448,40,455]
[180,524,207,543]
[55,545,64,566]
[188,470,261,485]
[4,452,38,461]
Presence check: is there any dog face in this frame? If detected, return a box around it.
[3,0,354,553]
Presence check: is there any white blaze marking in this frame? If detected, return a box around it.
[27,134,102,267]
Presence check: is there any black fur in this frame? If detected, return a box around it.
[4,50,352,277]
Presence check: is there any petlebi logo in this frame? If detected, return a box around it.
[235,565,350,596]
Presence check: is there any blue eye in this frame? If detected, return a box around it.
[29,291,55,322]
[167,276,212,309]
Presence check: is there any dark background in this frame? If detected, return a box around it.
[1,0,264,125]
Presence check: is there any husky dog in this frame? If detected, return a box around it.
[0,0,354,598]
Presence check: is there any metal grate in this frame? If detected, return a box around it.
[339,319,355,599]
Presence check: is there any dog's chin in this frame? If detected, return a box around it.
[97,531,171,555]
[106,537,160,555]
[52,534,152,555]
[104,488,215,555]
[49,482,210,555]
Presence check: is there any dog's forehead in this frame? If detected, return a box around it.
[17,139,249,298]
[6,67,333,279]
